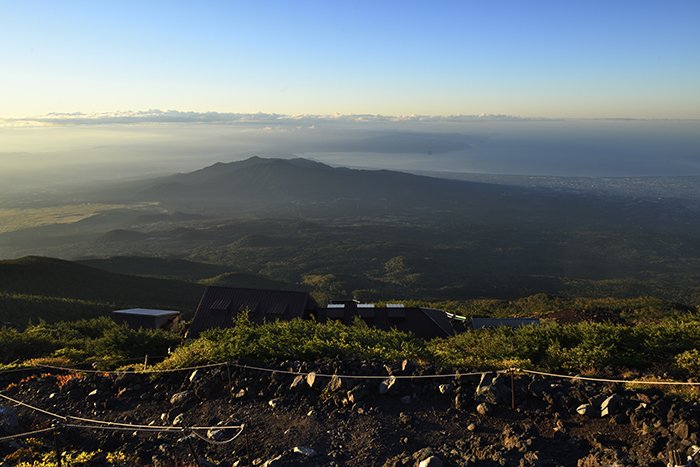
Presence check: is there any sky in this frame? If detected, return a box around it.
[1,0,699,119]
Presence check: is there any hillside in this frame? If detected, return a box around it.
[0,256,204,326]
[79,255,300,289]
[3,158,700,302]
[78,256,232,281]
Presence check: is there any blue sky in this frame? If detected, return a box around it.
[1,1,699,118]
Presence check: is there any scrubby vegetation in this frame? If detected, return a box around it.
[3,435,136,467]
[157,313,425,369]
[2,299,698,380]
[154,312,700,379]
[404,294,697,323]
[0,317,180,369]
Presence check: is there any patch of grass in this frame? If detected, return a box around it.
[0,203,130,234]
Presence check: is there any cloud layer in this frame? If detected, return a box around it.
[0,110,533,127]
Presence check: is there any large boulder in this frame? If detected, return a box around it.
[600,394,624,417]
[475,373,510,405]
[170,390,193,407]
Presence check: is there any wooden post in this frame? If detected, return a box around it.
[143,354,149,369]
[245,420,252,466]
[185,431,201,467]
[53,426,62,467]
[511,370,516,410]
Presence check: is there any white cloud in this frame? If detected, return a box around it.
[0,110,535,127]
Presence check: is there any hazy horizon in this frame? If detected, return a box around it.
[1,112,700,197]
[2,2,699,195]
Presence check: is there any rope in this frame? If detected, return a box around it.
[228,362,489,380]
[516,368,700,386]
[63,423,246,446]
[63,423,179,433]
[38,361,489,380]
[0,426,56,442]
[65,414,244,431]
[0,392,67,421]
[37,360,700,385]
[189,425,246,445]
[0,391,244,431]
[11,358,699,387]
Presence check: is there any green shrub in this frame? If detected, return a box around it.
[157,313,425,369]
[674,349,700,377]
[0,317,180,367]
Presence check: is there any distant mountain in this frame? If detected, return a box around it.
[0,256,204,326]
[127,157,695,232]
[134,156,518,214]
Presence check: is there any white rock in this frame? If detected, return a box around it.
[379,376,396,394]
[576,403,594,416]
[293,446,317,457]
[306,372,316,388]
[419,456,444,467]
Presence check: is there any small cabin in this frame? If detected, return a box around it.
[186,286,318,338]
[112,308,181,330]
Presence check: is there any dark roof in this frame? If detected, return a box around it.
[471,317,540,329]
[314,305,455,339]
[187,286,317,338]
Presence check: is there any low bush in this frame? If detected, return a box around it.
[3,308,698,378]
[157,313,425,369]
[0,317,180,368]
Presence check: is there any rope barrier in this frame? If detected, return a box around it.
[63,422,245,445]
[0,426,56,442]
[0,392,68,421]
[7,357,699,388]
[189,426,246,445]
[25,361,700,385]
[516,368,700,386]
[37,361,489,380]
[227,362,490,380]
[63,423,173,433]
[0,391,244,431]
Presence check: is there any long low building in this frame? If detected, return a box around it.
[186,287,459,339]
[314,300,456,338]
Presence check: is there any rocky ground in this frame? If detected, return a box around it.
[1,361,699,466]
